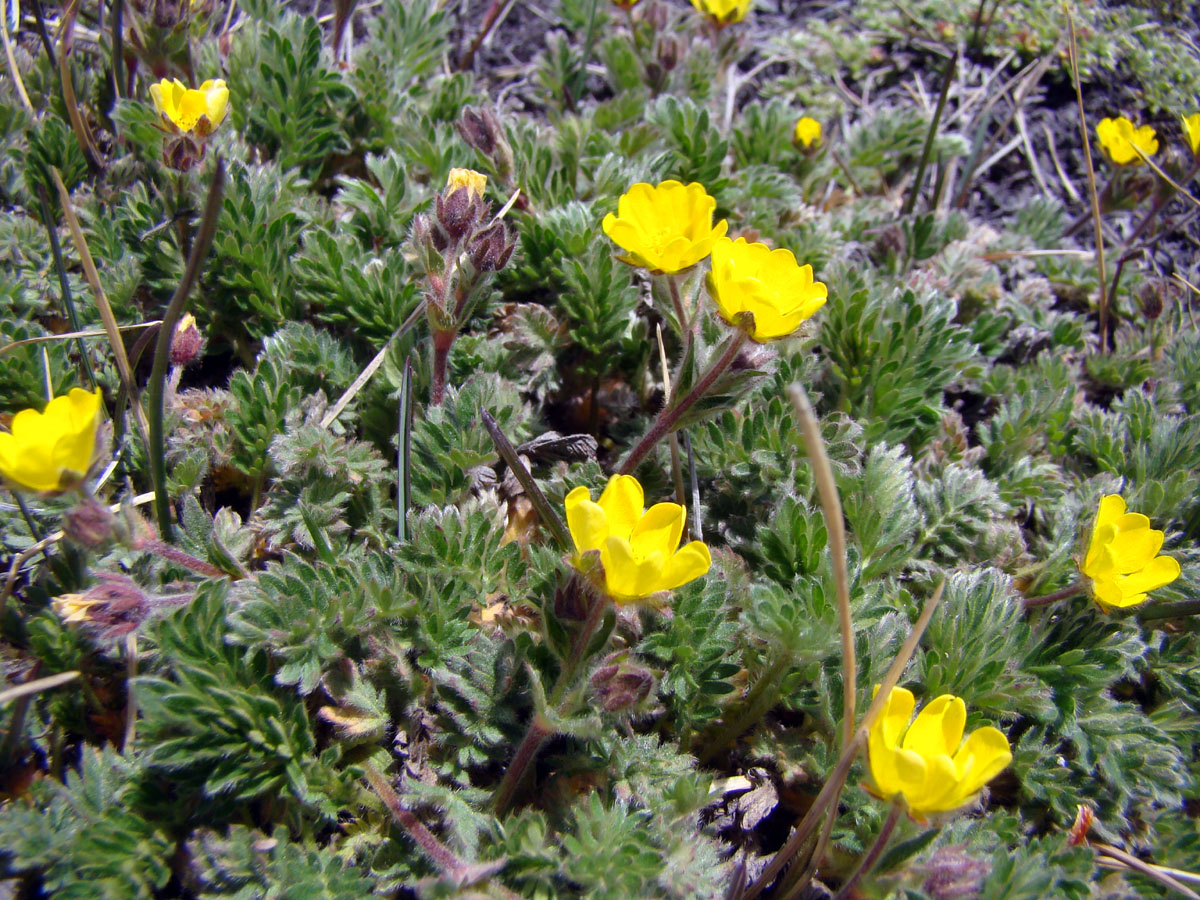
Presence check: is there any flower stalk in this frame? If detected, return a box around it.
[148,157,226,541]
[829,801,904,900]
[618,331,748,475]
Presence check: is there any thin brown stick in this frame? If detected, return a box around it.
[790,384,855,751]
[740,580,946,900]
[1093,842,1200,900]
[1067,10,1107,350]
[51,166,149,444]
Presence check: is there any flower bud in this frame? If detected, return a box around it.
[64,496,116,549]
[53,575,151,639]
[590,651,655,713]
[457,108,498,156]
[436,187,479,241]
[920,847,991,900]
[170,313,205,366]
[656,35,682,71]
[162,132,204,172]
[644,0,667,30]
[1140,280,1164,321]
[468,221,515,272]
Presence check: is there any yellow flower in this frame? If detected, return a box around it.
[0,388,102,493]
[868,686,1011,818]
[53,592,103,624]
[706,237,827,341]
[1181,114,1200,158]
[689,0,752,25]
[602,180,728,274]
[1081,494,1180,609]
[1095,116,1158,166]
[447,167,487,200]
[565,474,711,604]
[793,116,822,149]
[149,78,230,137]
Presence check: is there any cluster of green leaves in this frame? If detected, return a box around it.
[2,0,1200,898]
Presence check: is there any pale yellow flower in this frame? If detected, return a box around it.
[1095,116,1158,166]
[869,686,1011,819]
[1081,494,1180,609]
[706,237,827,341]
[53,592,103,624]
[602,180,728,274]
[689,0,752,25]
[446,167,487,200]
[0,388,102,493]
[149,78,230,137]
[793,116,821,149]
[1181,113,1200,158]
[565,474,711,604]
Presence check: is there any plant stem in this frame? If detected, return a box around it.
[619,331,748,475]
[740,581,945,900]
[429,328,451,408]
[147,158,225,541]
[138,538,231,579]
[699,653,790,765]
[364,762,467,872]
[1021,581,1085,609]
[902,48,957,216]
[493,587,611,814]
[1106,160,1200,329]
[830,801,904,900]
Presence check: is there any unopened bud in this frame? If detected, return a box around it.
[64,496,115,549]
[643,0,667,30]
[590,651,655,713]
[1140,281,1164,320]
[656,35,681,71]
[436,186,480,241]
[920,847,991,900]
[53,574,151,639]
[871,224,906,262]
[162,133,204,172]
[457,108,498,156]
[170,313,204,366]
[468,221,515,272]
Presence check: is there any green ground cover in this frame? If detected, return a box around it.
[1,0,1200,897]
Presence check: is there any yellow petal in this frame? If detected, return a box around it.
[952,726,1012,799]
[658,540,711,591]
[1091,576,1127,609]
[601,535,664,602]
[1182,113,1200,156]
[911,752,960,813]
[566,489,608,555]
[902,694,965,759]
[873,685,915,748]
[630,502,685,562]
[1108,517,1164,573]
[1117,555,1181,598]
[597,474,644,542]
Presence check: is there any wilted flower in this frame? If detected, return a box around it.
[565,474,711,604]
[447,167,487,201]
[1181,113,1200,158]
[706,237,827,341]
[1095,116,1158,166]
[868,686,1011,819]
[602,180,728,274]
[149,78,230,137]
[689,0,752,25]
[1081,494,1180,609]
[53,575,151,639]
[0,388,102,493]
[793,116,821,149]
[170,312,204,366]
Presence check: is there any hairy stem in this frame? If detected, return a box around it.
[829,801,904,900]
[148,158,225,541]
[1021,581,1085,609]
[619,331,748,475]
